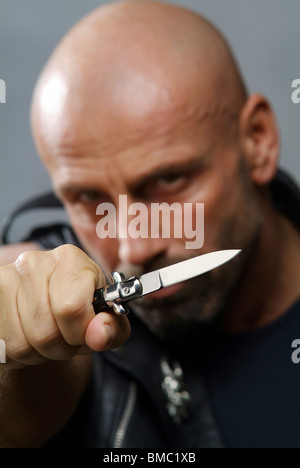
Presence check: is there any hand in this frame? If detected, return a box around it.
[0,244,131,369]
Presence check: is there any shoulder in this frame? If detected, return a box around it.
[1,191,81,251]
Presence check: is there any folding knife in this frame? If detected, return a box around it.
[93,249,241,315]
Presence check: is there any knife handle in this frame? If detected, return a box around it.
[93,271,142,316]
[93,271,125,315]
[93,288,109,314]
[93,287,130,316]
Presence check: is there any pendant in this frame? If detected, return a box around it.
[161,357,191,425]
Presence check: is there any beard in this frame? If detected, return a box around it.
[129,233,259,341]
[131,272,230,340]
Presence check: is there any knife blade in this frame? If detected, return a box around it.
[93,249,241,315]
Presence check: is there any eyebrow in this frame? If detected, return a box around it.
[56,154,208,197]
[55,185,106,198]
[130,156,208,193]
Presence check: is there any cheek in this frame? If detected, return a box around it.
[182,171,231,250]
[192,159,255,250]
[204,170,261,251]
[66,208,120,271]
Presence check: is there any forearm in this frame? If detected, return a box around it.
[0,354,92,448]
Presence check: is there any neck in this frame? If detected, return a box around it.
[223,204,300,333]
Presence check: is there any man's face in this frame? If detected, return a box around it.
[38,81,262,339]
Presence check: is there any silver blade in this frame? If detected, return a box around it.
[139,249,241,296]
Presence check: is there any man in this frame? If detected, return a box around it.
[0,0,299,448]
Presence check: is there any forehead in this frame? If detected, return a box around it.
[47,99,217,195]
[36,62,231,195]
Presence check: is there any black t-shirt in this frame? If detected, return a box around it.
[203,298,300,448]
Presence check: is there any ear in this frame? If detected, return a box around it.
[239,94,280,185]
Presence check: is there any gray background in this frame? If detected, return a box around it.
[0,0,299,243]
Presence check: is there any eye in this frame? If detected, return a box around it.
[144,172,189,199]
[156,173,186,188]
[73,190,106,204]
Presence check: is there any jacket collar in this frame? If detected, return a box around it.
[270,169,300,231]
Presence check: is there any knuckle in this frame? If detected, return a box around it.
[52,245,101,279]
[52,244,82,262]
[55,301,86,320]
[7,341,33,363]
[31,328,62,351]
[77,268,99,291]
[15,250,42,275]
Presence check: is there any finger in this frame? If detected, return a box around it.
[0,264,46,367]
[49,245,106,346]
[85,311,131,352]
[15,252,78,360]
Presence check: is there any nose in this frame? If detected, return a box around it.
[118,235,168,267]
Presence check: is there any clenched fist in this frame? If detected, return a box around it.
[0,244,131,369]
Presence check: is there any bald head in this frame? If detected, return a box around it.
[28,2,283,336]
[31,0,247,152]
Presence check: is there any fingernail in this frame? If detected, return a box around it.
[104,324,114,349]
